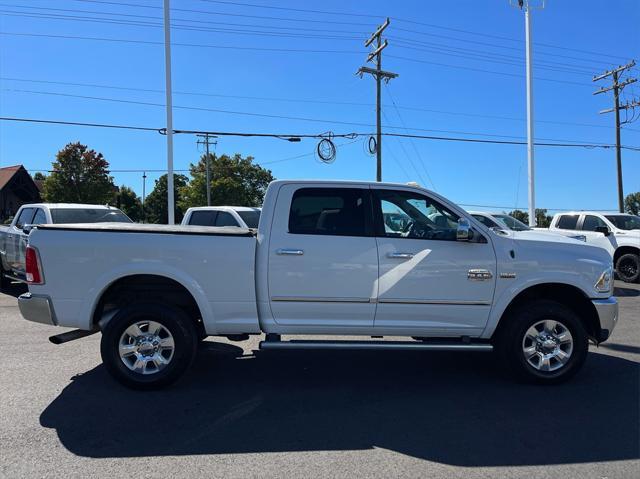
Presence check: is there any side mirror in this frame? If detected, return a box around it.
[457,218,474,241]
[22,224,34,235]
[594,226,611,236]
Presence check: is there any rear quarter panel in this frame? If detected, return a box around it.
[28,228,259,334]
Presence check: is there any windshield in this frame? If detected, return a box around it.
[237,210,261,228]
[51,208,132,224]
[493,214,530,231]
[605,215,640,231]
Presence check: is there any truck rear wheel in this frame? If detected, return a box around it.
[616,253,640,283]
[100,302,198,389]
[496,300,588,384]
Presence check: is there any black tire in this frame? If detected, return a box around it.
[100,302,198,390]
[615,253,640,283]
[495,299,588,384]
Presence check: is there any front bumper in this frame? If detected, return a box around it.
[592,296,618,343]
[18,293,57,326]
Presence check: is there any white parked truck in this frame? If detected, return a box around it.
[181,206,261,229]
[546,211,640,283]
[18,181,618,388]
[0,203,131,286]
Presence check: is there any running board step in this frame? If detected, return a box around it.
[259,339,493,352]
[49,329,98,345]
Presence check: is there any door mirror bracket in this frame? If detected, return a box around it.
[594,226,611,236]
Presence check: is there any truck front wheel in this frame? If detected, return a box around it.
[616,253,640,283]
[496,300,588,384]
[100,302,198,389]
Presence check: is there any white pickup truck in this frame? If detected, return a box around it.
[0,203,131,286]
[18,180,618,389]
[546,211,640,283]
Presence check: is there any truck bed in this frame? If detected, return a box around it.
[37,223,256,236]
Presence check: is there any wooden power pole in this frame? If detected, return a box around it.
[357,18,398,182]
[593,60,637,212]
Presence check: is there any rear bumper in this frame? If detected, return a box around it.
[592,297,618,343]
[18,293,57,326]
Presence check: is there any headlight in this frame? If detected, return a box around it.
[594,267,613,293]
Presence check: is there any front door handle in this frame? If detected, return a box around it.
[387,252,414,259]
[276,248,304,256]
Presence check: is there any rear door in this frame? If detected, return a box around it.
[267,185,378,329]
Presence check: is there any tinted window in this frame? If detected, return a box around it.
[605,215,640,231]
[289,188,368,237]
[188,210,217,226]
[375,190,459,241]
[50,208,132,224]
[581,215,607,231]
[556,215,579,230]
[215,211,239,227]
[237,210,260,228]
[493,214,530,231]
[32,208,47,225]
[472,214,498,228]
[15,208,35,229]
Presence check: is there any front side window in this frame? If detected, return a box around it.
[493,214,530,231]
[581,215,607,231]
[605,215,640,231]
[237,210,261,228]
[188,211,218,226]
[472,214,499,228]
[556,215,579,230]
[289,188,368,237]
[32,208,47,225]
[375,190,460,241]
[15,208,35,229]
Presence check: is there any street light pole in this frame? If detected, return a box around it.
[524,4,536,226]
[163,0,175,224]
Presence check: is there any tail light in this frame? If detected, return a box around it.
[25,245,44,284]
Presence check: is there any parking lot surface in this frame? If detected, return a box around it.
[1,282,638,478]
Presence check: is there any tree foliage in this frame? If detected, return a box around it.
[115,185,143,222]
[624,192,640,216]
[508,209,552,227]
[42,142,115,204]
[33,172,47,181]
[144,174,189,224]
[179,153,275,211]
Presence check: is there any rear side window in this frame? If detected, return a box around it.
[32,208,47,225]
[556,215,579,230]
[15,208,35,229]
[581,215,607,231]
[215,211,239,227]
[472,214,497,228]
[188,211,218,226]
[237,210,261,228]
[289,188,369,237]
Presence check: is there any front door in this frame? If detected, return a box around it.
[372,188,496,336]
[267,185,378,330]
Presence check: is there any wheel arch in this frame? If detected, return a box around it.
[491,282,602,343]
[91,274,207,338]
[613,245,640,265]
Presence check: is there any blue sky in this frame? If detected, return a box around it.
[0,0,639,213]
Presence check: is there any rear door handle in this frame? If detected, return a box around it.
[387,252,414,259]
[276,248,304,256]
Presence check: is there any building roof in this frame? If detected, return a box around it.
[0,165,24,190]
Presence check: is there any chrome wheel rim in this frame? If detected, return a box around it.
[118,321,175,375]
[522,320,573,372]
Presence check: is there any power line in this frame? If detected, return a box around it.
[8,88,628,144]
[4,76,635,132]
[2,116,638,151]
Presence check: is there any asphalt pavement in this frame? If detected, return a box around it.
[1,281,638,478]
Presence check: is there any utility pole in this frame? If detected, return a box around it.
[163,0,175,224]
[357,17,398,182]
[512,0,544,226]
[142,171,147,223]
[196,133,218,206]
[593,60,637,213]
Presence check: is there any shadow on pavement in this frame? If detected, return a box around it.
[40,344,639,466]
[1,282,28,298]
[614,286,640,297]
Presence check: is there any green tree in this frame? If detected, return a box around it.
[624,192,640,215]
[179,153,275,210]
[115,185,143,222]
[42,142,115,204]
[33,172,47,181]
[508,209,552,227]
[144,174,189,224]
